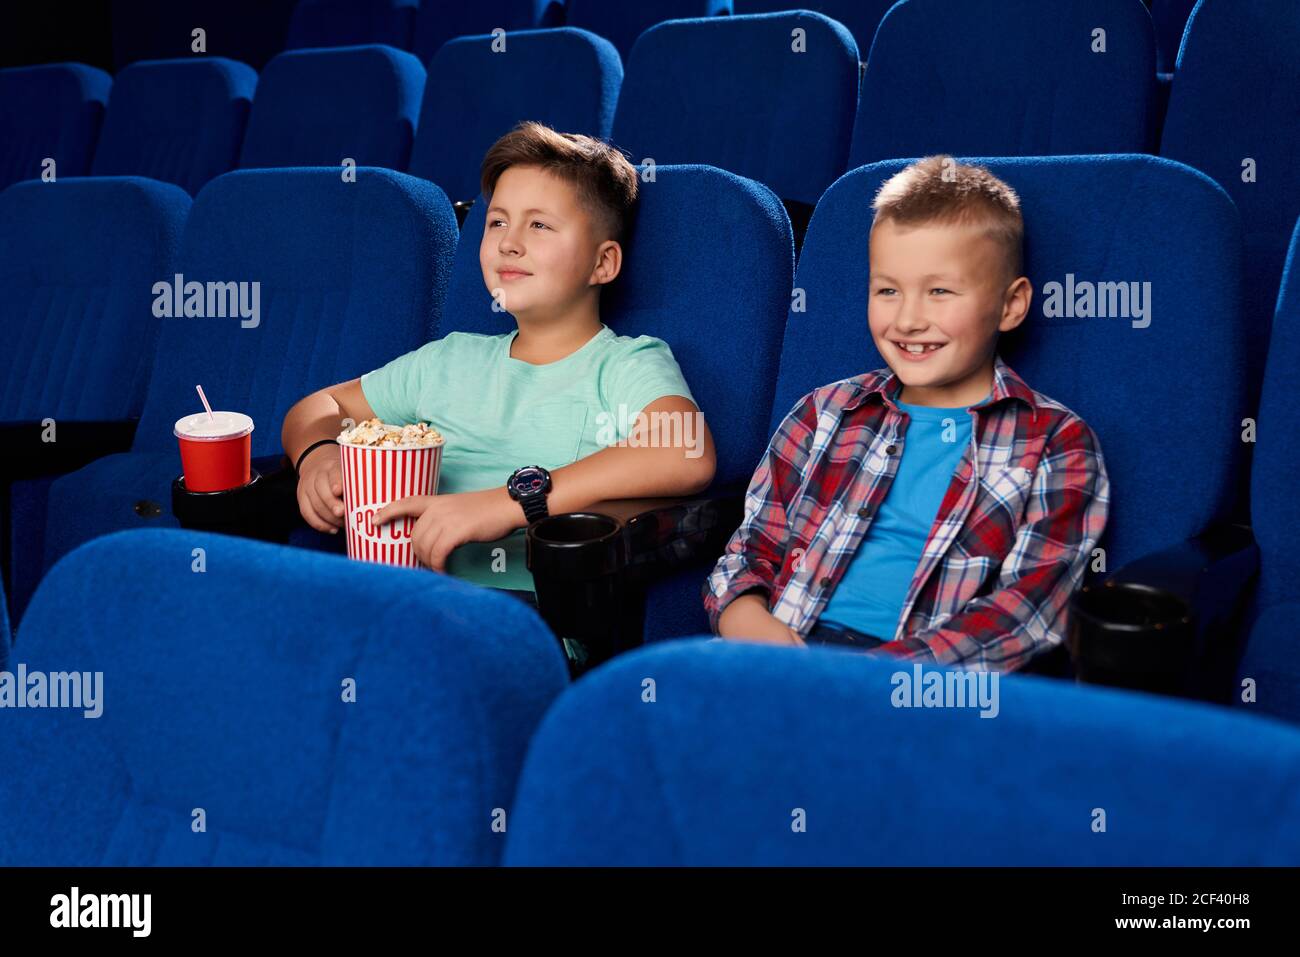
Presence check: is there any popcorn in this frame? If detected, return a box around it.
[337,417,444,448]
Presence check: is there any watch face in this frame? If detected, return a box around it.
[512,466,549,496]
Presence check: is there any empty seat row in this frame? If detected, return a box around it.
[2,521,1297,865]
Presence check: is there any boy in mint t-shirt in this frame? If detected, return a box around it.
[282,122,715,593]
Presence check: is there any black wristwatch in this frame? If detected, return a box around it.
[507,465,552,523]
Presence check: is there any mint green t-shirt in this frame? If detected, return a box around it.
[359,324,695,592]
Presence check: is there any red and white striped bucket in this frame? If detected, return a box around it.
[338,441,442,568]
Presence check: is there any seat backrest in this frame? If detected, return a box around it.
[611,12,859,207]
[239,45,425,170]
[407,27,622,204]
[440,164,793,489]
[91,58,257,195]
[0,63,112,191]
[1151,0,1200,73]
[0,178,191,422]
[1160,0,1300,365]
[734,0,896,59]
[0,528,568,865]
[132,167,458,458]
[565,0,730,60]
[286,0,419,50]
[1237,216,1300,718]
[504,641,1300,865]
[774,155,1246,571]
[850,0,1157,168]
[412,0,564,65]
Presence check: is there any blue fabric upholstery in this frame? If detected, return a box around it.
[0,529,568,865]
[1238,216,1300,723]
[0,572,9,669]
[735,0,895,57]
[407,28,622,203]
[505,640,1300,865]
[239,45,425,170]
[774,155,1246,573]
[1151,0,1199,73]
[565,0,731,60]
[1160,0,1300,395]
[0,176,190,625]
[30,168,458,611]
[412,0,565,65]
[91,58,257,195]
[611,12,859,206]
[0,63,112,191]
[286,0,419,50]
[0,178,191,423]
[850,0,1157,167]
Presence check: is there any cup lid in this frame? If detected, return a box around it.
[174,411,255,441]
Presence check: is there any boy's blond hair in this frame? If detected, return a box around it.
[871,155,1024,281]
[480,121,639,244]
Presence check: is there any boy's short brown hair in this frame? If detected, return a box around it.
[480,121,639,244]
[871,155,1024,281]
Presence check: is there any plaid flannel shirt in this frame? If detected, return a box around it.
[703,356,1109,671]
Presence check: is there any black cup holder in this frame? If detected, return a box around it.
[1068,581,1195,694]
[170,454,300,543]
[527,513,636,676]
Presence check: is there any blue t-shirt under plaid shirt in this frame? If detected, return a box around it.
[818,398,977,640]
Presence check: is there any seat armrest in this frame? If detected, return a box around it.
[171,453,304,543]
[0,419,139,481]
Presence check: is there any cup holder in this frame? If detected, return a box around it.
[1068,581,1194,693]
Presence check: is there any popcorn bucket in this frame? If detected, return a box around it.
[338,440,442,567]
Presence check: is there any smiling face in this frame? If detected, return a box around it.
[478,164,621,322]
[868,217,1032,407]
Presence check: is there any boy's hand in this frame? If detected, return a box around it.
[372,488,522,571]
[717,593,806,647]
[296,443,345,533]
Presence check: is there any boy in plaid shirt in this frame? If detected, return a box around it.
[703,156,1109,671]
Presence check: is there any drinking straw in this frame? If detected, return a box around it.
[196,385,215,421]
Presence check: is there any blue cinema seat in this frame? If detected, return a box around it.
[564,0,730,60]
[849,0,1158,168]
[0,528,568,865]
[611,11,859,218]
[503,640,1300,865]
[772,155,1245,579]
[17,168,457,623]
[1159,0,1300,395]
[1,177,191,627]
[406,27,622,206]
[90,58,258,195]
[735,0,896,60]
[412,0,565,65]
[286,0,420,51]
[239,45,425,170]
[0,63,112,191]
[1236,217,1300,723]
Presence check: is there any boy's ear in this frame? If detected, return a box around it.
[998,275,1033,333]
[590,239,623,287]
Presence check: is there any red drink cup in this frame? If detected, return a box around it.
[174,411,254,492]
[339,438,443,567]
